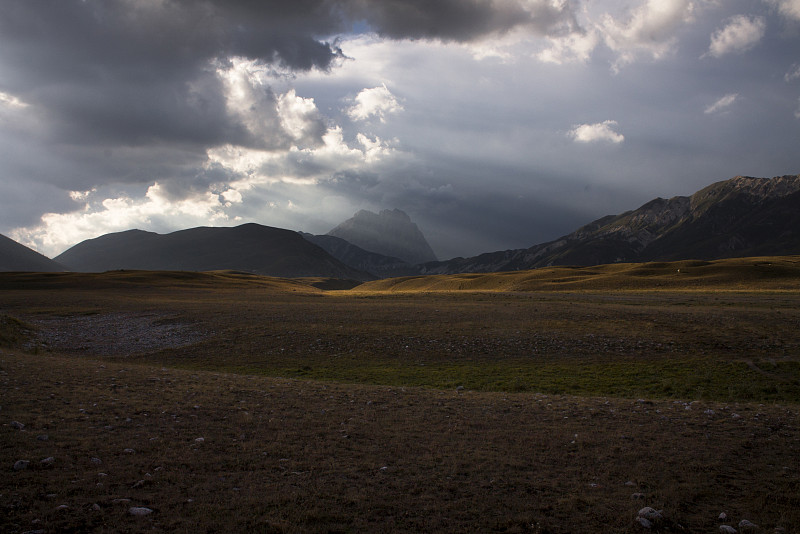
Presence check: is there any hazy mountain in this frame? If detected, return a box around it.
[420,175,800,274]
[300,233,420,278]
[327,209,437,265]
[54,223,371,280]
[0,234,65,272]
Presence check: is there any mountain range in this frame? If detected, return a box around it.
[2,175,799,277]
[418,175,800,274]
[52,223,370,280]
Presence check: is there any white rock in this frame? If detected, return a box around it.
[738,519,758,530]
[123,448,135,454]
[194,437,204,443]
[719,526,737,534]
[638,507,663,522]
[40,457,55,466]
[129,506,153,516]
[10,420,24,430]
[636,517,653,529]
[719,512,728,521]
[13,460,29,470]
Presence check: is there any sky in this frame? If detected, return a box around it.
[1,0,799,261]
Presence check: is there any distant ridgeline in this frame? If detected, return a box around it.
[418,175,800,275]
[2,175,799,278]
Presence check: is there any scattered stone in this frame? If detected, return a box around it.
[129,506,153,516]
[738,519,758,530]
[10,421,25,430]
[194,437,204,443]
[456,386,465,392]
[123,448,135,454]
[719,512,728,521]
[22,530,45,534]
[55,505,69,511]
[132,479,146,488]
[13,460,30,471]
[90,457,102,465]
[732,413,741,419]
[36,434,48,441]
[636,516,653,529]
[625,480,637,487]
[40,457,55,466]
[719,526,737,534]
[92,503,102,512]
[704,409,715,416]
[97,472,108,477]
[112,498,131,504]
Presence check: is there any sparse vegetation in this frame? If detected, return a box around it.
[2,258,799,532]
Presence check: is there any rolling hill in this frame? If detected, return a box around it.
[54,223,371,280]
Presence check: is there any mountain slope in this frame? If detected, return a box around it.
[421,175,800,274]
[54,223,371,280]
[0,234,65,272]
[327,209,437,265]
[300,233,420,278]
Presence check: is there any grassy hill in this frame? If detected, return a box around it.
[360,255,800,292]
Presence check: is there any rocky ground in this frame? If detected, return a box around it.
[2,349,799,533]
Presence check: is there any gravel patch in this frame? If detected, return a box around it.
[26,312,208,356]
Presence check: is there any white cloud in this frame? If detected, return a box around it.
[786,63,800,82]
[277,90,324,145]
[537,30,600,64]
[568,120,624,143]
[347,84,403,122]
[704,93,738,114]
[216,57,324,149]
[0,91,28,109]
[706,15,766,58]
[599,0,697,72]
[765,0,800,21]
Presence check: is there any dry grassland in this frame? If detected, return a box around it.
[2,257,800,532]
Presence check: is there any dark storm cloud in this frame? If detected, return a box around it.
[0,0,340,148]
[0,0,559,176]
[342,0,577,41]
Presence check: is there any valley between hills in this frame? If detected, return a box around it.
[2,257,800,533]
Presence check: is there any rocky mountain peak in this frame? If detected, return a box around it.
[327,209,437,265]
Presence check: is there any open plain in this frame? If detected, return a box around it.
[2,257,800,532]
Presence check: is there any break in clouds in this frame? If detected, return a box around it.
[1,0,800,259]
